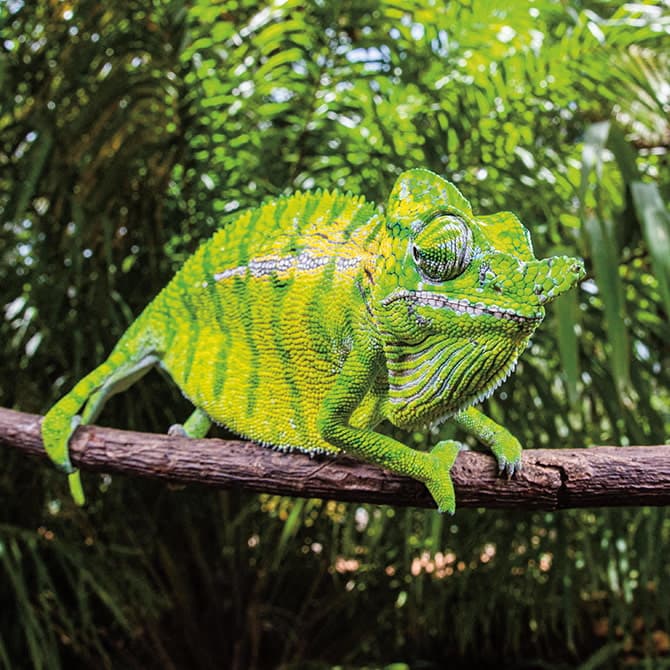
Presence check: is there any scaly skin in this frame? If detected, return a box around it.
[42,169,585,511]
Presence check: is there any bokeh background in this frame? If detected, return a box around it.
[1,1,669,668]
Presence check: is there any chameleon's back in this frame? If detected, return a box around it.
[150,189,381,452]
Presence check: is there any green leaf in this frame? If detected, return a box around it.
[583,215,630,394]
[606,124,639,186]
[555,287,580,408]
[255,48,304,82]
[580,121,610,194]
[580,122,631,397]
[273,499,306,570]
[631,181,670,325]
[6,129,53,223]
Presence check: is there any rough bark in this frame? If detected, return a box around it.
[2,407,669,509]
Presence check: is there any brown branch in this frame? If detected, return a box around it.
[2,407,669,509]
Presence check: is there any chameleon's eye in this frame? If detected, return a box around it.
[411,215,473,282]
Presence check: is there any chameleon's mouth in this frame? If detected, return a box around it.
[381,289,543,325]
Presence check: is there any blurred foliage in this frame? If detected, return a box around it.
[1,0,669,668]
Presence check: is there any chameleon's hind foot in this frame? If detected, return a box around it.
[424,440,462,515]
[168,408,212,439]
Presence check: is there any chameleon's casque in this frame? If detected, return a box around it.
[42,168,584,512]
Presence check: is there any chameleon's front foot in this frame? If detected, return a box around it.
[490,433,523,478]
[452,408,523,480]
[424,440,462,514]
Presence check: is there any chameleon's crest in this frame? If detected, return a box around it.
[386,168,473,235]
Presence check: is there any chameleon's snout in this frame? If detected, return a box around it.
[525,255,585,306]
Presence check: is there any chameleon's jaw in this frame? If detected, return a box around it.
[382,289,544,327]
[379,252,584,328]
[378,288,544,429]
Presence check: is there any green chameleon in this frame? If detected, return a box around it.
[42,168,584,512]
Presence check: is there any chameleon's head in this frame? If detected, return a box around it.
[373,168,584,428]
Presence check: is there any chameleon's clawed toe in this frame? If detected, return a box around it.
[497,455,522,479]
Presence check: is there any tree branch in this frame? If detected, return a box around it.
[2,407,669,509]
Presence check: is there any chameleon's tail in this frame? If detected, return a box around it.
[42,317,161,505]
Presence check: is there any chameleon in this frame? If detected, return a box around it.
[41,168,584,512]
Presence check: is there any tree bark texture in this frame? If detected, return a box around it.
[1,407,669,509]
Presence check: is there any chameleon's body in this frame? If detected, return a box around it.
[42,169,584,512]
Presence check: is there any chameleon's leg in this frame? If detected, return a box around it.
[452,406,522,477]
[79,355,160,425]
[168,408,212,438]
[317,350,461,513]
[42,353,159,504]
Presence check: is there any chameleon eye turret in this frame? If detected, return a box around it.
[411,214,473,282]
[42,168,584,513]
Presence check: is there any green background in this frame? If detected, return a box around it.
[1,1,669,667]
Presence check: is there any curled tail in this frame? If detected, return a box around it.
[42,316,162,504]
